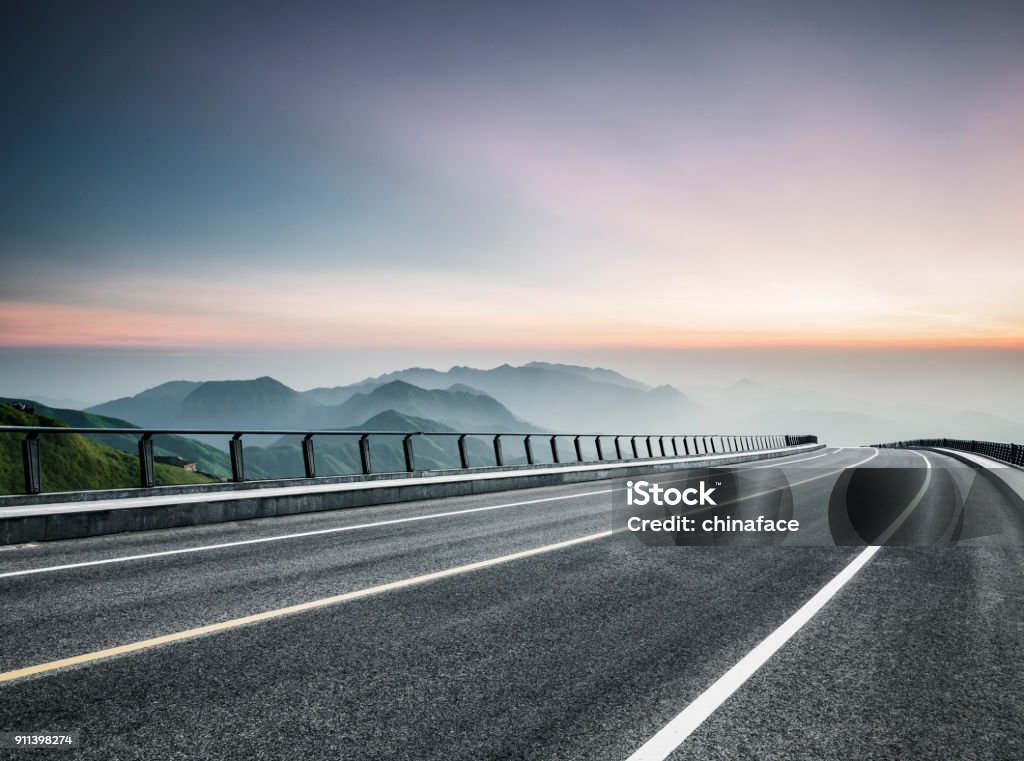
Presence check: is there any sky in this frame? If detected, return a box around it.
[1,1,1023,417]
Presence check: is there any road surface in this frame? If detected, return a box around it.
[1,447,1021,759]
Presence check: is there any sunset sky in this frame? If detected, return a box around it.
[1,1,1023,405]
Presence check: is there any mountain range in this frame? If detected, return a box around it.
[89,376,534,433]
[7,362,1020,453]
[307,363,707,432]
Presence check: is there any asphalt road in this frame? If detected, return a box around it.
[0,447,1021,760]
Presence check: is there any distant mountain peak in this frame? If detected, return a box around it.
[446,383,486,395]
[649,384,685,398]
[369,379,418,394]
[351,409,458,433]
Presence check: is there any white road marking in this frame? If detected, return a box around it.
[708,448,878,510]
[0,448,886,684]
[0,488,619,579]
[0,447,860,580]
[0,444,821,519]
[745,449,837,468]
[872,450,932,545]
[624,447,926,761]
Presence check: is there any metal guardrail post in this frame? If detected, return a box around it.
[138,434,155,488]
[359,434,372,474]
[876,437,1021,467]
[403,434,416,472]
[302,434,316,479]
[22,434,40,495]
[0,423,815,497]
[229,434,245,482]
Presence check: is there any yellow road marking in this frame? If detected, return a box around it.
[0,530,613,685]
[0,447,877,686]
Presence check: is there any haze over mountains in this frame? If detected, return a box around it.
[6,362,1020,451]
[89,376,534,433]
[686,378,1024,446]
[305,362,708,432]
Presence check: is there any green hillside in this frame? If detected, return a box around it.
[243,410,504,478]
[325,380,537,431]
[0,407,218,495]
[87,375,538,433]
[0,397,234,478]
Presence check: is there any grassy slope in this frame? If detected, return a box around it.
[244,410,504,478]
[0,407,218,495]
[0,397,233,477]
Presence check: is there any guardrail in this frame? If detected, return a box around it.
[875,438,1024,468]
[0,425,818,495]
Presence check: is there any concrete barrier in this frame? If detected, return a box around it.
[0,444,822,545]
